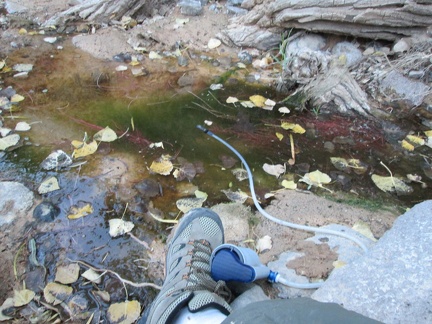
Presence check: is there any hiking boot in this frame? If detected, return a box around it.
[142,208,232,324]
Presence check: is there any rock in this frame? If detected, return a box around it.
[221,25,281,50]
[226,5,248,15]
[177,73,194,87]
[0,86,16,99]
[134,179,161,198]
[312,200,432,324]
[379,70,430,107]
[227,0,244,5]
[238,50,253,64]
[179,0,203,16]
[393,38,412,53]
[33,201,60,222]
[0,181,34,226]
[13,64,33,72]
[40,150,73,170]
[211,203,251,243]
[286,34,326,56]
[331,41,363,68]
[230,285,270,312]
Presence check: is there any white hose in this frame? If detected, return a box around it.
[197,125,369,253]
[276,274,323,289]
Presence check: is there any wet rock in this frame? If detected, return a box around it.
[33,201,60,222]
[238,50,253,64]
[312,200,432,324]
[179,0,203,16]
[24,267,46,293]
[0,86,16,99]
[379,70,430,107]
[134,179,161,198]
[323,141,335,153]
[230,285,270,312]
[0,181,34,226]
[113,53,132,62]
[331,41,363,68]
[408,70,424,79]
[40,150,73,170]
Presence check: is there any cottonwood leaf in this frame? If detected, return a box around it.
[208,38,221,49]
[11,94,25,103]
[73,140,98,158]
[107,300,140,324]
[109,218,134,237]
[256,235,272,253]
[44,282,73,305]
[240,101,255,108]
[424,130,432,137]
[278,107,290,114]
[82,269,102,284]
[232,168,248,181]
[263,163,285,178]
[15,121,31,131]
[149,51,162,60]
[405,134,425,146]
[67,203,93,219]
[276,132,284,141]
[0,298,14,321]
[401,140,414,151]
[226,96,238,104]
[149,156,173,176]
[14,289,35,307]
[249,95,266,108]
[176,197,206,213]
[300,170,331,188]
[281,122,306,134]
[38,176,60,194]
[352,221,377,242]
[94,126,118,142]
[0,134,20,150]
[281,180,297,190]
[221,189,249,203]
[55,263,80,284]
[371,174,413,194]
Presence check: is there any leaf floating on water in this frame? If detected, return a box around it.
[300,170,332,191]
[281,179,297,190]
[371,174,413,195]
[330,157,368,174]
[150,156,173,176]
[107,300,141,324]
[109,218,134,237]
[15,121,31,131]
[38,176,60,194]
[232,168,248,181]
[82,269,102,284]
[0,134,20,150]
[94,126,118,142]
[221,189,249,203]
[44,282,73,305]
[256,235,272,253]
[249,95,266,108]
[72,140,98,158]
[55,263,80,284]
[194,190,208,200]
[13,289,35,307]
[226,96,239,104]
[281,122,306,134]
[67,203,93,219]
[263,163,285,178]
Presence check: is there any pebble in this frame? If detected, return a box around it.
[33,201,60,222]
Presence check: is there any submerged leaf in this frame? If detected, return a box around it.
[107,300,140,324]
[67,203,93,219]
[371,174,413,194]
[176,197,206,213]
[240,101,255,108]
[82,269,102,284]
[109,218,135,237]
[281,122,306,134]
[221,189,249,203]
[11,94,25,103]
[276,132,284,141]
[14,289,35,307]
[94,126,118,142]
[55,263,80,284]
[38,176,60,194]
[405,134,425,146]
[149,156,173,176]
[281,180,297,190]
[226,96,238,104]
[0,134,20,150]
[300,170,332,190]
[401,140,414,151]
[15,121,31,131]
[44,282,73,305]
[263,163,285,178]
[232,168,248,181]
[73,140,98,158]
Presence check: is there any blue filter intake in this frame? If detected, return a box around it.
[210,244,271,282]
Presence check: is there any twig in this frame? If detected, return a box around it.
[127,232,150,250]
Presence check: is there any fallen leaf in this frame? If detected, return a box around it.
[176,196,206,213]
[194,190,208,200]
[68,203,93,219]
[0,134,20,150]
[256,235,272,253]
[263,163,285,177]
[149,51,163,60]
[332,260,346,269]
[401,139,415,151]
[55,263,80,284]
[281,122,306,134]
[371,174,413,194]
[15,121,31,131]
[11,94,25,103]
[281,180,297,190]
[149,156,173,176]
[14,289,35,307]
[300,170,332,190]
[405,134,425,146]
[73,140,98,158]
[276,132,284,141]
[107,300,140,324]
[94,126,118,142]
[232,168,248,181]
[278,107,290,114]
[424,130,432,137]
[221,189,249,203]
[208,38,221,49]
[249,95,266,108]
[38,176,60,194]
[44,282,73,305]
[0,298,14,321]
[115,65,128,72]
[240,100,255,108]
[109,218,135,237]
[82,269,102,284]
[226,96,238,104]
[352,221,377,241]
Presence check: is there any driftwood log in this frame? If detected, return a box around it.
[223,0,432,49]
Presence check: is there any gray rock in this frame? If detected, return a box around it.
[177,73,194,87]
[286,34,326,57]
[331,41,363,68]
[238,50,253,65]
[312,200,432,324]
[227,0,244,5]
[230,285,270,312]
[0,181,34,226]
[33,201,60,222]
[40,150,73,170]
[379,70,430,107]
[179,0,203,16]
[226,5,248,15]
[222,25,281,50]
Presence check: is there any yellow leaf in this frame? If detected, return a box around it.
[149,157,173,176]
[18,28,27,34]
[226,96,238,104]
[249,95,266,108]
[371,174,413,194]
[0,60,5,70]
[401,139,414,151]
[73,140,98,158]
[281,180,297,190]
[14,289,35,307]
[276,132,284,141]
[405,134,425,146]
[44,282,73,305]
[94,126,118,142]
[107,300,141,324]
[194,190,208,200]
[280,122,306,134]
[176,197,206,213]
[38,176,60,194]
[332,260,346,269]
[240,100,255,108]
[68,203,93,219]
[352,221,377,242]
[11,94,25,103]
[55,263,80,284]
[424,130,432,137]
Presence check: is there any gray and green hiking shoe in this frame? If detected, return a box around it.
[142,208,232,324]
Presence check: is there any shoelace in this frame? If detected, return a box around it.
[184,240,232,301]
